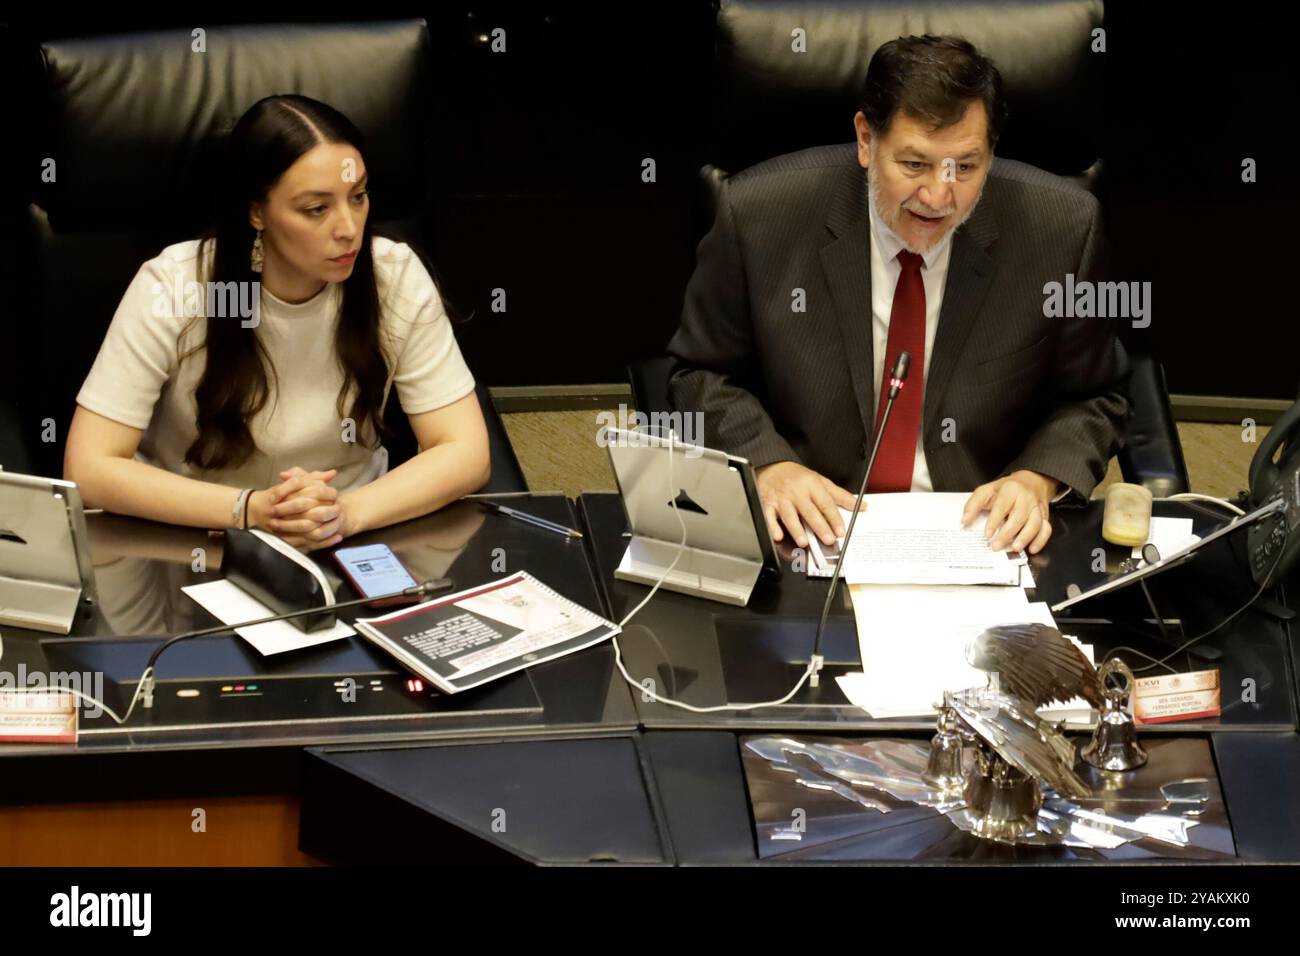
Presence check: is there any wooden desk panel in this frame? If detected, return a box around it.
[0,794,321,866]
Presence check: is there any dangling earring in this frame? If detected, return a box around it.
[250,230,264,273]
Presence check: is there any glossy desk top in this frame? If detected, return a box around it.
[579,492,1296,734]
[0,494,636,756]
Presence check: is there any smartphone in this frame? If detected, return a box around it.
[333,543,421,607]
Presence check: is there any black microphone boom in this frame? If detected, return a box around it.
[808,351,912,687]
[136,577,453,709]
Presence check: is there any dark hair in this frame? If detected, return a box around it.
[182,94,390,471]
[860,35,1008,148]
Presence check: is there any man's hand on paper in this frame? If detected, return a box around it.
[755,460,866,548]
[249,466,350,552]
[961,469,1059,554]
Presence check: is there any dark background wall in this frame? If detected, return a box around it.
[1099,3,1296,403]
[3,3,1296,403]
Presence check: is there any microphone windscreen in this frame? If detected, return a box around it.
[893,351,911,382]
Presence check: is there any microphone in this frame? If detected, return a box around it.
[808,351,911,688]
[135,577,453,709]
[888,353,910,398]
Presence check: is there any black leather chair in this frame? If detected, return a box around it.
[631,0,1190,496]
[6,21,525,493]
[0,400,32,476]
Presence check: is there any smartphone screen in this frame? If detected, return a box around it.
[334,544,417,600]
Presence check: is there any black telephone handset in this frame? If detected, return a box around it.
[1246,395,1300,585]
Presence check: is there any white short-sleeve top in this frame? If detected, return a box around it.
[75,235,475,492]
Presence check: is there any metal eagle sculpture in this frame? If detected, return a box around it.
[967,622,1104,710]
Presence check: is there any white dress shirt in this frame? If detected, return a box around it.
[867,197,955,492]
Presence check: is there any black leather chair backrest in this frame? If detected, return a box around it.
[14,21,524,492]
[1116,356,1189,498]
[708,0,1105,190]
[34,22,433,233]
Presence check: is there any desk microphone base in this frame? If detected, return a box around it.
[715,615,858,708]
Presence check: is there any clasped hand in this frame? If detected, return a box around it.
[248,467,349,552]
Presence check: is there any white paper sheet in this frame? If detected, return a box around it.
[842,584,1030,715]
[182,579,354,656]
[836,584,1093,724]
[831,493,1023,585]
[1132,516,1200,566]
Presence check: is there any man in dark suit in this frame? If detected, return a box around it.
[668,35,1128,556]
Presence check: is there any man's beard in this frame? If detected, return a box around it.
[866,155,984,254]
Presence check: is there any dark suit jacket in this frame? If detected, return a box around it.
[667,144,1129,499]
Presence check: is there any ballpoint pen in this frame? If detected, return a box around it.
[478,500,584,538]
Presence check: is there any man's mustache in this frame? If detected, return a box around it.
[901,197,955,218]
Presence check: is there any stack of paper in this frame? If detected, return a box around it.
[812,493,1092,724]
[835,586,1093,723]
[807,493,1026,586]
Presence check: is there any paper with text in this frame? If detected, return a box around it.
[824,493,1024,585]
[837,584,1092,723]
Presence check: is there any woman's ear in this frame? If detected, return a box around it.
[248,201,264,232]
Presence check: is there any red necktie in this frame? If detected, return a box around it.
[867,250,925,492]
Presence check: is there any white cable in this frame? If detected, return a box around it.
[0,666,153,727]
[1159,493,1246,516]
[611,429,817,713]
[12,429,814,725]
[6,486,1254,723]
[613,430,688,629]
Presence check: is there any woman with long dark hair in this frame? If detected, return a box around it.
[65,95,490,551]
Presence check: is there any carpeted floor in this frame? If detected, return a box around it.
[502,409,1267,502]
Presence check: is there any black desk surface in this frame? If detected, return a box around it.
[294,727,1300,864]
[0,494,636,760]
[300,735,672,865]
[5,488,1298,865]
[578,492,1297,734]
